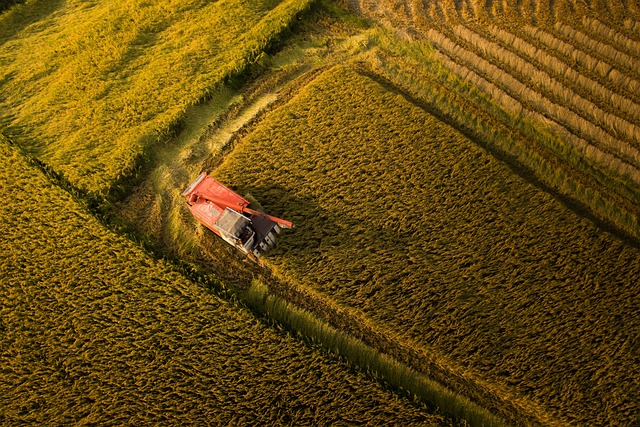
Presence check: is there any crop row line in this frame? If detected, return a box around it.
[411,0,640,28]
[521,25,640,104]
[624,18,640,35]
[370,8,640,231]
[425,28,640,179]
[413,2,640,106]
[579,17,640,58]
[427,2,458,26]
[552,21,640,81]
[427,46,640,189]
[416,0,489,24]
[413,0,466,25]
[370,15,640,238]
[480,23,640,126]
[451,25,640,152]
[364,31,639,239]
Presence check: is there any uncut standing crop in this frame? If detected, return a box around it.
[0,0,314,195]
[0,136,453,426]
[215,65,640,426]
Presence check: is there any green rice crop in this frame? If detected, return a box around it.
[0,0,314,196]
[214,65,640,426]
[0,136,453,426]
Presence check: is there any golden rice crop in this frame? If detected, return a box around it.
[486,24,640,125]
[625,18,640,33]
[553,21,639,76]
[341,1,640,224]
[382,39,638,240]
[580,17,640,57]
[377,0,640,237]
[0,137,452,426]
[214,65,640,426]
[425,27,640,175]
[427,48,524,115]
[521,25,640,97]
[347,0,640,27]
[0,0,314,195]
[425,44,640,187]
[451,25,640,146]
[368,26,639,237]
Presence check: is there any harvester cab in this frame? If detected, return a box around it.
[182,172,293,258]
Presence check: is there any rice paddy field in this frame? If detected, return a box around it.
[0,0,314,195]
[214,65,640,426]
[345,0,640,240]
[2,0,640,425]
[0,138,455,426]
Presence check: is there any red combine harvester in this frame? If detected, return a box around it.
[182,172,293,258]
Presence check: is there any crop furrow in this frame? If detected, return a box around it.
[428,47,640,187]
[579,17,640,58]
[624,18,640,39]
[479,23,640,127]
[552,21,640,80]
[356,0,640,31]
[461,0,478,21]
[425,28,640,177]
[428,0,462,24]
[484,0,508,19]
[451,25,640,151]
[521,25,640,103]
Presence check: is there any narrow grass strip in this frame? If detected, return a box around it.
[244,279,509,427]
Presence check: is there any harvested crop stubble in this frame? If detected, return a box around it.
[215,66,640,426]
[426,44,640,185]
[625,19,640,34]
[450,24,640,146]
[521,25,640,97]
[348,0,640,28]
[580,17,640,57]
[485,24,640,125]
[0,0,313,195]
[426,28,640,178]
[553,21,639,77]
[0,139,451,426]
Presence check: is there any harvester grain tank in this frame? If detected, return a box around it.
[182,172,293,258]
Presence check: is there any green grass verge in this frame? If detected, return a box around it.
[245,279,507,427]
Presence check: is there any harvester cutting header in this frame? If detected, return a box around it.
[182,172,293,258]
